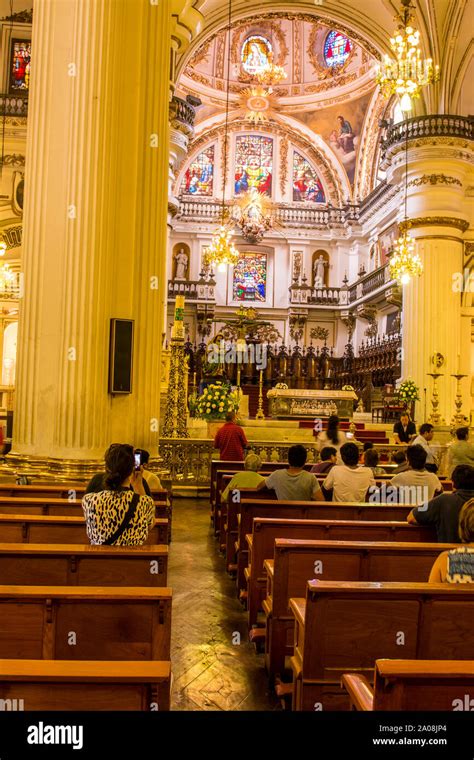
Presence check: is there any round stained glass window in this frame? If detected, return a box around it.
[324,31,353,68]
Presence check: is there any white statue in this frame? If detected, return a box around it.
[174,249,188,280]
[313,255,327,287]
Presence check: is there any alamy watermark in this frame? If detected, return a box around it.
[207,340,268,370]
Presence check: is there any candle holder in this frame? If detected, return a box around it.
[450,374,468,426]
[255,370,265,420]
[427,373,445,426]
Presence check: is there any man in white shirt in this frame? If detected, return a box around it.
[259,444,322,501]
[323,442,375,502]
[389,444,443,506]
[412,423,438,469]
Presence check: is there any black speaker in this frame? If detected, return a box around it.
[109,319,134,394]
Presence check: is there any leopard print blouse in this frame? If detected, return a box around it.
[82,488,155,546]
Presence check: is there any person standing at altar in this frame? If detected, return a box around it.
[214,411,248,462]
[393,412,416,445]
[316,415,347,463]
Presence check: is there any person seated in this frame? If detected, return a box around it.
[407,464,474,542]
[360,441,373,463]
[364,448,386,476]
[221,452,265,502]
[316,415,347,463]
[447,427,474,476]
[392,449,409,473]
[429,499,474,583]
[310,446,337,474]
[258,444,322,501]
[134,449,163,492]
[322,442,375,503]
[412,423,438,472]
[85,445,152,496]
[389,445,443,505]
[82,443,155,546]
[393,412,417,445]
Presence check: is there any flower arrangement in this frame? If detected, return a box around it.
[195,382,239,420]
[274,382,289,390]
[397,379,420,403]
[342,384,355,391]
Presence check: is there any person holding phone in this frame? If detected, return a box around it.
[85,445,153,496]
[134,448,163,492]
[82,443,155,546]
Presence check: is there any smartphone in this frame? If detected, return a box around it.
[134,452,141,470]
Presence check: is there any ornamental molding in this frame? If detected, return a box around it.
[400,216,469,232]
[230,19,288,73]
[279,136,289,195]
[1,9,32,23]
[1,154,25,167]
[407,174,462,188]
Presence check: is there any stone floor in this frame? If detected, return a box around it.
[168,497,280,711]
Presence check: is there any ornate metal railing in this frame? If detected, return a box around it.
[382,114,474,153]
[169,96,195,128]
[177,199,361,227]
[348,264,393,304]
[0,94,28,117]
[168,278,215,301]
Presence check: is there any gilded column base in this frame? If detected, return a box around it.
[2,452,168,484]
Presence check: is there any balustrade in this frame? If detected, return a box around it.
[382,114,473,155]
[0,94,28,117]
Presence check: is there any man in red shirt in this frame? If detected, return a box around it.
[214,411,248,461]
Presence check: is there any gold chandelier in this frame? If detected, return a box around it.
[376,0,439,112]
[203,224,239,272]
[389,231,423,284]
[256,52,286,93]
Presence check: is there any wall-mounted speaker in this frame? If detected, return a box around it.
[108,319,134,394]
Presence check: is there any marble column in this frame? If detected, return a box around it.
[11,0,201,473]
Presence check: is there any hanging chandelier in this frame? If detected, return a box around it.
[256,52,286,93]
[389,232,423,284]
[0,262,16,296]
[376,0,439,112]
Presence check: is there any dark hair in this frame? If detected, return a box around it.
[320,446,337,461]
[452,464,474,491]
[288,444,308,468]
[400,412,409,420]
[419,423,434,436]
[104,443,134,489]
[135,448,150,465]
[226,411,236,422]
[340,442,360,467]
[393,450,407,464]
[456,427,469,441]
[363,441,374,452]
[459,498,474,542]
[326,415,340,445]
[364,448,379,468]
[406,444,427,470]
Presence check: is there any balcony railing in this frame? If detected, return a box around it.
[290,285,341,305]
[348,264,393,304]
[168,278,215,301]
[382,114,474,154]
[170,96,196,129]
[0,94,28,117]
[177,199,360,227]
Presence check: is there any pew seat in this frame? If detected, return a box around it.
[0,659,171,711]
[0,543,168,586]
[289,581,474,710]
[342,660,474,711]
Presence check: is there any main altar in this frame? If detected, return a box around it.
[267,388,358,419]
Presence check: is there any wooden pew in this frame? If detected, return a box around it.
[0,585,172,661]
[342,659,474,711]
[289,581,474,711]
[234,499,415,592]
[246,518,436,628]
[0,513,168,545]
[0,659,171,711]
[0,483,171,500]
[264,539,456,680]
[0,543,168,586]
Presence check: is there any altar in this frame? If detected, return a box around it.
[266,388,358,420]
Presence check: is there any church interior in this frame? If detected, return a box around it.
[0,0,473,740]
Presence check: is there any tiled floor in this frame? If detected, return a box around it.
[169,497,279,711]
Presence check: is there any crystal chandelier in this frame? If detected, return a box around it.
[389,232,423,284]
[256,52,286,93]
[0,262,16,296]
[376,0,439,112]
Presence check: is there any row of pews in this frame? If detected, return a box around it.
[210,460,474,711]
[0,482,173,711]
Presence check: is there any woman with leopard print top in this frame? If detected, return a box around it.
[82,443,155,546]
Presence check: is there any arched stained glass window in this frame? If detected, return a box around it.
[324,30,352,68]
[180,145,214,196]
[241,35,272,76]
[234,135,273,197]
[293,152,325,203]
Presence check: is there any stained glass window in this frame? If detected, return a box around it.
[234,135,273,197]
[241,35,272,76]
[233,252,267,302]
[293,152,325,203]
[181,146,215,196]
[9,40,31,93]
[324,31,352,68]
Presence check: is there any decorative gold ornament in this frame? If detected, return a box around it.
[255,370,265,420]
[203,224,239,272]
[256,51,287,92]
[427,372,444,426]
[233,187,275,244]
[375,0,439,112]
[408,174,462,188]
[239,85,276,123]
[389,231,423,284]
[451,374,468,426]
[400,216,469,232]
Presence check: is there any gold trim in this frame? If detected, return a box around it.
[400,217,469,232]
[407,174,462,188]
[414,235,464,243]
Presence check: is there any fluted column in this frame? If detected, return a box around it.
[12,0,200,470]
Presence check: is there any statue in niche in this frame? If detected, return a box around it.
[313,254,328,287]
[174,248,189,281]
